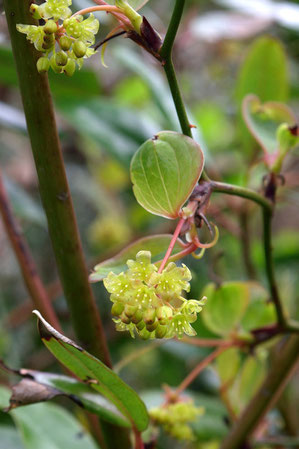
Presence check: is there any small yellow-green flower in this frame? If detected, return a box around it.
[103,250,206,340]
[150,399,204,441]
[16,0,99,76]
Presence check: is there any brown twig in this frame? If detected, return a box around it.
[175,346,230,396]
[0,170,61,330]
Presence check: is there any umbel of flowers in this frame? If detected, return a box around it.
[150,399,204,441]
[103,251,206,340]
[17,0,100,75]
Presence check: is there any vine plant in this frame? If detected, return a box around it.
[1,1,299,449]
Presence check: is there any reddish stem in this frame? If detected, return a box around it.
[0,171,61,331]
[133,428,144,449]
[179,337,235,347]
[158,217,186,273]
[175,346,230,396]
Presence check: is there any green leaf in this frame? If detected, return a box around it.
[11,402,100,449]
[216,348,241,385]
[130,131,204,219]
[241,284,276,332]
[237,36,288,105]
[33,311,149,431]
[237,353,267,412]
[3,366,130,428]
[242,95,295,161]
[236,36,288,152]
[201,282,250,337]
[90,234,185,282]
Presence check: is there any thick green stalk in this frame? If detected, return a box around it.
[221,335,299,449]
[160,0,192,138]
[4,4,134,447]
[4,0,111,365]
[210,181,273,212]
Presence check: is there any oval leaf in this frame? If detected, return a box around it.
[201,282,250,337]
[90,234,185,282]
[130,131,204,219]
[33,311,149,432]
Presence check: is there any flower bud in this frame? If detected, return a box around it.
[56,51,68,67]
[59,36,72,51]
[44,20,58,35]
[30,4,42,19]
[136,320,145,331]
[42,34,55,50]
[73,41,87,58]
[36,57,50,74]
[156,306,173,325]
[143,308,156,325]
[124,305,137,318]
[63,59,76,77]
[50,55,63,74]
[146,320,158,332]
[131,310,143,324]
[155,324,167,339]
[111,302,124,316]
[120,313,131,325]
[139,327,151,340]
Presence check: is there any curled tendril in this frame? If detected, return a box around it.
[193,223,219,249]
[191,247,206,260]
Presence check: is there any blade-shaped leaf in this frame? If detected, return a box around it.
[0,362,130,428]
[130,131,204,219]
[201,282,250,337]
[33,311,149,432]
[243,95,295,155]
[90,234,186,282]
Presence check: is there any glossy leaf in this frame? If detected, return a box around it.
[3,366,130,428]
[201,282,250,337]
[33,311,149,431]
[130,131,204,219]
[90,234,185,282]
[243,95,295,162]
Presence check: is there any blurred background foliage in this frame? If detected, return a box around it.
[0,0,299,448]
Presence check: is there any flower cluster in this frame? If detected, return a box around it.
[103,251,206,340]
[149,399,204,441]
[17,0,99,75]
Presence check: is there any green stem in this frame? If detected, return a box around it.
[160,0,186,60]
[263,208,286,327]
[220,335,299,449]
[4,0,111,366]
[211,180,286,326]
[210,181,273,213]
[160,0,190,135]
